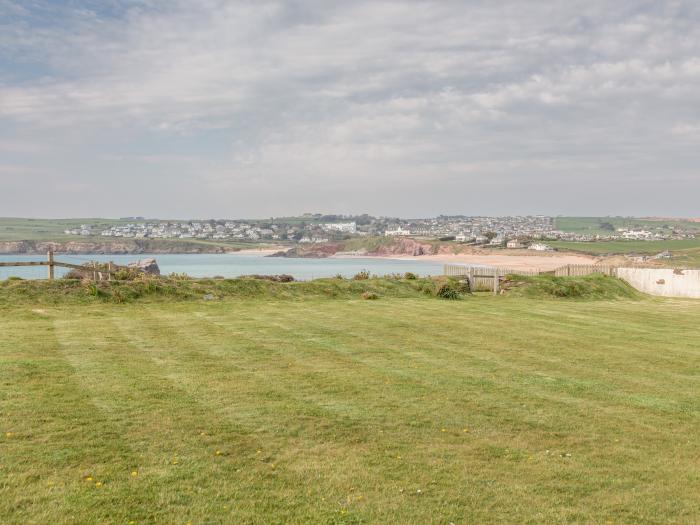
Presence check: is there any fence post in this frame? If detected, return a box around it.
[493,269,499,295]
[92,262,97,281]
[47,250,54,280]
[108,262,113,282]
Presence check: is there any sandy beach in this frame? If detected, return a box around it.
[233,247,284,255]
[355,252,598,271]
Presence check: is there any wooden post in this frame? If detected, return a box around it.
[493,269,499,295]
[108,262,113,282]
[47,250,55,280]
[92,262,97,281]
[468,268,475,292]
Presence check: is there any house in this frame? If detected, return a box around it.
[528,242,552,251]
[323,222,356,233]
[654,250,672,259]
[506,240,525,249]
[489,237,504,247]
[385,226,411,236]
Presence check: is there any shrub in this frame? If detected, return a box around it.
[63,269,85,279]
[168,272,191,280]
[404,272,417,280]
[242,274,295,282]
[361,291,379,300]
[434,281,461,300]
[353,270,370,280]
[456,279,471,294]
[334,274,345,280]
[6,276,23,281]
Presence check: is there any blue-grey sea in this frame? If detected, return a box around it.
[0,253,448,281]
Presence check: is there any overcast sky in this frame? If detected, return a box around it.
[1,0,699,219]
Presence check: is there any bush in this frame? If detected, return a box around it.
[456,279,471,294]
[404,272,417,280]
[6,276,23,281]
[168,272,191,280]
[361,291,379,300]
[353,270,370,280]
[243,274,295,282]
[63,269,85,279]
[434,282,461,300]
[439,236,456,241]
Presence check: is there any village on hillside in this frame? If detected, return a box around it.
[64,215,696,249]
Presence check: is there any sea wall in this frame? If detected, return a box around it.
[616,267,700,298]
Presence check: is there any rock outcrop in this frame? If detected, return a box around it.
[127,258,161,275]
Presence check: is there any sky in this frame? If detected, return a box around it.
[1,0,699,219]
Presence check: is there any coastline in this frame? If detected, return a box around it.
[331,252,598,271]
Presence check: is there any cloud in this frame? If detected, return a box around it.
[1,0,699,217]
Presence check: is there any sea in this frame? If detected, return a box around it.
[0,253,447,281]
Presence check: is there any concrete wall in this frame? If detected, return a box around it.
[616,268,700,298]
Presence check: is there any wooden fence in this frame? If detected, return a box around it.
[444,263,625,293]
[0,251,119,281]
[443,264,540,294]
[553,264,617,277]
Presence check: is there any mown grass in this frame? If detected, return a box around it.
[549,237,700,255]
[2,281,700,523]
[554,216,700,236]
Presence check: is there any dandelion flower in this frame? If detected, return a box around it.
[215,450,222,456]
[441,428,446,432]
[131,471,138,477]
[172,459,179,465]
[95,482,102,487]
[5,432,12,438]
[86,476,93,482]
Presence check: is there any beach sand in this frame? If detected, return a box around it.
[358,252,598,271]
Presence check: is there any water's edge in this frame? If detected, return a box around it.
[0,254,445,281]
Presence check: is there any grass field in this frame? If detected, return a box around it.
[554,217,700,236]
[0,217,268,251]
[0,218,135,241]
[2,279,700,523]
[549,237,700,255]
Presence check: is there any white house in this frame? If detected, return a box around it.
[506,240,525,249]
[323,222,356,233]
[528,242,552,251]
[385,226,411,236]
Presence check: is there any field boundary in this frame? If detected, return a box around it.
[0,250,119,280]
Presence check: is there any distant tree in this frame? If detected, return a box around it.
[599,222,615,231]
[484,231,497,241]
